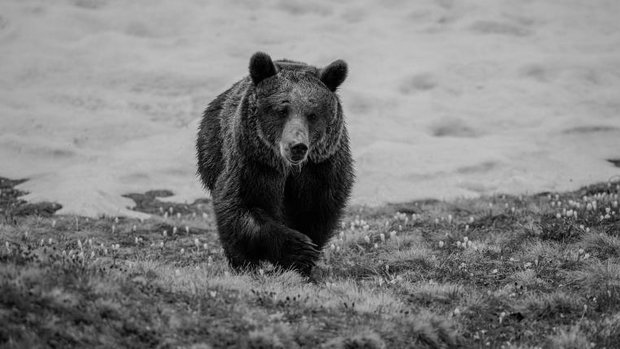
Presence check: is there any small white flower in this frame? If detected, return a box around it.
[491,269,498,274]
[185,226,190,234]
[389,231,397,239]
[379,233,385,242]
[180,248,185,254]
[135,237,139,244]
[203,243,208,250]
[172,226,178,235]
[463,236,469,242]
[438,241,445,248]
[456,241,462,248]
[469,216,475,224]
[163,230,168,237]
[373,243,379,249]
[465,224,469,232]
[364,236,370,244]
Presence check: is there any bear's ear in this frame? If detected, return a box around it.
[320,59,348,91]
[249,52,278,85]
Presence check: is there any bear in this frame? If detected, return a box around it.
[196,52,354,275]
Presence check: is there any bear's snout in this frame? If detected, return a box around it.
[280,115,309,165]
[290,143,308,161]
[280,140,309,165]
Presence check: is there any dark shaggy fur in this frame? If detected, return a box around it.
[196,52,354,275]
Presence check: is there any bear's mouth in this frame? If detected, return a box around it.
[284,154,306,166]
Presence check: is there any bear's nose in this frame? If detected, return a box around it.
[290,143,308,160]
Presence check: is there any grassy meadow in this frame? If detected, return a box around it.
[1,176,620,348]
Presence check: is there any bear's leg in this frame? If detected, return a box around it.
[284,155,353,263]
[214,203,320,275]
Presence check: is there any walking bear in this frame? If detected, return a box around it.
[196,52,354,275]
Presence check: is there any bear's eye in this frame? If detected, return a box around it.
[307,113,317,122]
[275,105,289,117]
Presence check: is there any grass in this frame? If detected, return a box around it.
[1,177,620,348]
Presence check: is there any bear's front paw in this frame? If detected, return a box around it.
[280,231,320,275]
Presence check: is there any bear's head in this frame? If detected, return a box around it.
[248,52,348,167]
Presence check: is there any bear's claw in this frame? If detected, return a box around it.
[280,230,320,273]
